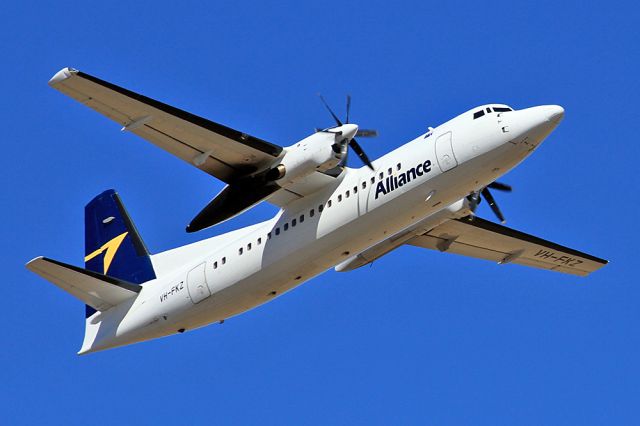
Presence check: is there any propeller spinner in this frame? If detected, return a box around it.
[468,181,513,224]
[318,94,377,170]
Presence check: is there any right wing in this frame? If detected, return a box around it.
[337,216,607,276]
[407,217,608,276]
[48,67,283,183]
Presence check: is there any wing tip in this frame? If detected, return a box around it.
[48,67,77,86]
[25,255,45,270]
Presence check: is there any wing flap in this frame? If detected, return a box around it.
[48,67,283,183]
[26,256,141,312]
[407,217,607,276]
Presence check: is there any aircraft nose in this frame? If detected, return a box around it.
[499,105,565,148]
[547,105,564,124]
[512,104,565,137]
[526,105,565,125]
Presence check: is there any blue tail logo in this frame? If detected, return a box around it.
[84,231,128,274]
[84,190,156,317]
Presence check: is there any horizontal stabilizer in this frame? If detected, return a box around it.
[26,257,141,312]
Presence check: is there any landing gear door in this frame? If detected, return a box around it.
[435,131,458,172]
[187,263,210,304]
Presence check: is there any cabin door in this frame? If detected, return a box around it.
[187,263,210,304]
[435,132,458,172]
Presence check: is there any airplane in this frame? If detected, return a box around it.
[26,67,608,354]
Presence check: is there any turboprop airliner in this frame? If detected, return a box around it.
[27,67,607,354]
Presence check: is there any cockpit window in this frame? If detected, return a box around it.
[474,106,513,119]
[473,110,485,119]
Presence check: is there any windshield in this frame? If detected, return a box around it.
[473,106,512,119]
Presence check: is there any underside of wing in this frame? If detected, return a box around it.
[407,217,607,276]
[48,67,283,183]
[266,170,341,206]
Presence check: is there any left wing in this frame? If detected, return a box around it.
[49,68,343,222]
[49,67,283,183]
[407,217,607,276]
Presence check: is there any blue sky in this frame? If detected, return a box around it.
[2,1,639,424]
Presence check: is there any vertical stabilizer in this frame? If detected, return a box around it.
[84,190,156,317]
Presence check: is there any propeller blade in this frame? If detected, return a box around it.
[346,95,351,124]
[487,181,512,192]
[356,129,378,137]
[349,138,374,170]
[318,94,342,126]
[481,188,506,223]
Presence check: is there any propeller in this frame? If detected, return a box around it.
[468,181,512,224]
[318,95,377,170]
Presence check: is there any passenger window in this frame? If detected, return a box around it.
[388,167,392,175]
[319,204,324,212]
[284,223,289,231]
[328,200,332,208]
[247,243,252,251]
[370,176,375,184]
[275,227,280,235]
[338,194,342,202]
[310,209,315,217]
[300,214,304,223]
[473,110,485,119]
[222,257,226,265]
[397,163,401,171]
[239,247,243,255]
[379,172,383,180]
[362,181,366,189]
[346,190,350,198]
[257,237,262,245]
[267,232,272,239]
[213,261,218,269]
[292,218,297,227]
[353,186,357,194]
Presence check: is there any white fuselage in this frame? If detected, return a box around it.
[80,104,564,354]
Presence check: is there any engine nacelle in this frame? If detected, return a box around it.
[268,132,344,185]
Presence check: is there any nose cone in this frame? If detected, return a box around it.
[547,105,564,124]
[507,105,565,144]
[526,105,565,126]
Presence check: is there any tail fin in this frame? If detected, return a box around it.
[84,189,156,317]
